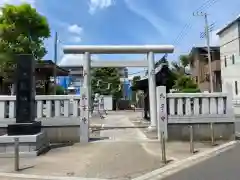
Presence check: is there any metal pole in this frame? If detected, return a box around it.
[53,31,58,95]
[161,131,167,164]
[204,13,214,93]
[189,125,194,154]
[14,137,19,171]
[210,122,215,146]
[147,52,157,129]
[193,12,213,92]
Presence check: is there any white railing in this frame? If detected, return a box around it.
[157,86,235,138]
[0,95,83,126]
[167,92,234,123]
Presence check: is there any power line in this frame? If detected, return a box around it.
[164,0,222,58]
[173,0,221,46]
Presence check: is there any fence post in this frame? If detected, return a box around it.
[161,131,167,164]
[210,122,215,146]
[14,137,19,171]
[189,125,194,154]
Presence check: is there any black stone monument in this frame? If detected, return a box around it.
[7,54,41,135]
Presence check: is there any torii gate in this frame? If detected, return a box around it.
[63,45,174,143]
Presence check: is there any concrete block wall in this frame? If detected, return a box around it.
[167,123,235,141]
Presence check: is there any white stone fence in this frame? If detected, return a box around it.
[157,86,235,139]
[0,95,84,127]
[167,92,233,123]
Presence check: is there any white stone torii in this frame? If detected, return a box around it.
[63,45,174,141]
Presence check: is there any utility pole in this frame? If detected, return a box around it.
[193,12,214,92]
[53,31,58,95]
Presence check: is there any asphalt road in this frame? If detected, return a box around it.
[163,142,240,180]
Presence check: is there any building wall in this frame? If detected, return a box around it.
[219,22,240,97]
[190,48,221,92]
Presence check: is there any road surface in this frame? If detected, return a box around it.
[163,142,240,180]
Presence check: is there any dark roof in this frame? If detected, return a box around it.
[131,64,173,91]
[217,15,240,35]
[36,60,69,76]
[190,46,220,55]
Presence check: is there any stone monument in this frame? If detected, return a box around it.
[7,54,41,135]
[0,54,48,157]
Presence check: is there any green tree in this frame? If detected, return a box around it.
[91,67,122,99]
[132,76,141,87]
[131,75,141,102]
[0,3,50,58]
[179,55,190,68]
[173,75,200,93]
[55,85,65,95]
[0,3,50,92]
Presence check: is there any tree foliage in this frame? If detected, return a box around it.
[91,67,122,98]
[55,85,65,95]
[171,55,199,92]
[0,3,50,82]
[179,55,190,68]
[131,75,141,102]
[132,76,141,87]
[0,3,50,57]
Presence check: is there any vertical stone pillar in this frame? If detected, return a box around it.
[147,52,157,130]
[80,52,91,143]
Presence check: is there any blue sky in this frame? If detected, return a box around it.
[1,0,240,75]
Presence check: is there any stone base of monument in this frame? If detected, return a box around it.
[7,121,42,136]
[0,131,49,157]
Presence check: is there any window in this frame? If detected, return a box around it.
[235,81,238,95]
[232,55,235,64]
[224,56,227,67]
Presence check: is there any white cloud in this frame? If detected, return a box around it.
[68,24,83,35]
[124,0,172,36]
[67,24,83,43]
[88,0,115,15]
[70,36,82,43]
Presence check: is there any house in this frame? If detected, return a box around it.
[0,60,69,95]
[216,15,240,97]
[189,46,221,92]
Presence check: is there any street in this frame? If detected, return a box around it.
[163,142,240,180]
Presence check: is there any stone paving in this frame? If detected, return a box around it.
[0,112,222,180]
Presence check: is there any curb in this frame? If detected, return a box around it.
[132,140,238,180]
[0,173,107,180]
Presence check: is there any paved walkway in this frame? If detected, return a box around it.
[0,112,220,180]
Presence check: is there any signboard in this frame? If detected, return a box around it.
[157,86,168,139]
